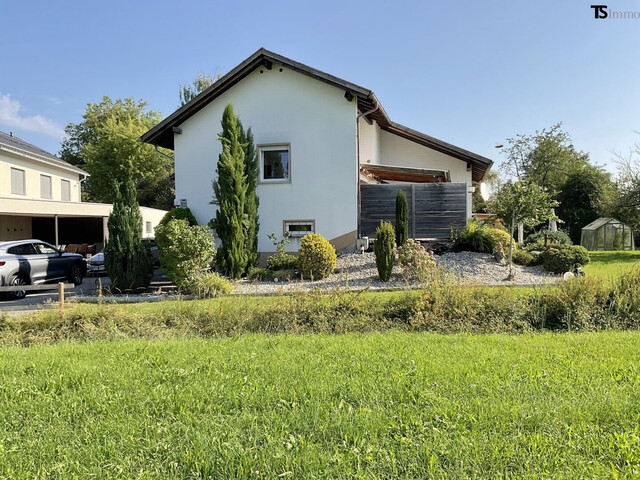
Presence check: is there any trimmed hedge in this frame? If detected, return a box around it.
[541,244,590,274]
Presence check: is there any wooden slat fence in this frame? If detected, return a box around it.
[359,183,467,239]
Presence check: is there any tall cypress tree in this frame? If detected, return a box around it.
[238,120,260,271]
[395,189,409,247]
[211,104,248,279]
[104,178,153,292]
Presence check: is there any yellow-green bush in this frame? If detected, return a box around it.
[298,234,337,280]
[488,228,517,252]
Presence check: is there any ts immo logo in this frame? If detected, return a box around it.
[591,4,608,18]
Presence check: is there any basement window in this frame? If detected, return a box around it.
[284,220,315,237]
[260,145,290,182]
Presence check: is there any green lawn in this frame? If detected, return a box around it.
[2,332,640,478]
[583,250,640,279]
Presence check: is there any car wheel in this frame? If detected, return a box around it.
[70,264,84,286]
[8,274,28,300]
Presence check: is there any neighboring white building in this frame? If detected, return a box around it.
[0,131,166,247]
[142,49,492,254]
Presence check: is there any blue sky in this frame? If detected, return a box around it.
[1,0,639,174]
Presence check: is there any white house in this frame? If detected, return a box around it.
[141,49,492,255]
[0,131,166,248]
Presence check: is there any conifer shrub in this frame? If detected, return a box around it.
[395,189,409,247]
[524,230,572,247]
[541,244,590,274]
[155,219,216,291]
[374,221,395,281]
[298,234,337,280]
[159,207,198,227]
[512,249,535,266]
[104,180,153,292]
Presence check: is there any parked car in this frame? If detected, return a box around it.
[87,252,106,275]
[0,240,86,300]
[87,239,159,276]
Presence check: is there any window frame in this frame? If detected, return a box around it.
[40,174,52,199]
[283,219,315,238]
[258,143,291,184]
[61,179,71,202]
[10,167,26,196]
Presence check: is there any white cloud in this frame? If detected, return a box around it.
[0,94,65,138]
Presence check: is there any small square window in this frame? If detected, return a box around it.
[284,220,315,237]
[260,145,290,182]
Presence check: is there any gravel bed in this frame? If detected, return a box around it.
[232,251,561,295]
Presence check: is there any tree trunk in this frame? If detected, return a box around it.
[509,213,515,277]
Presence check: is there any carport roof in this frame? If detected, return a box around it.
[140,48,493,182]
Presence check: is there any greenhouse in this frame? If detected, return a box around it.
[580,218,635,251]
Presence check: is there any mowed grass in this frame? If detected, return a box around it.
[583,250,640,279]
[2,332,640,478]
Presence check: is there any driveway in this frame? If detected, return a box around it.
[0,270,169,313]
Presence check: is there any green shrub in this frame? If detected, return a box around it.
[186,272,232,298]
[298,234,337,280]
[524,230,572,247]
[541,244,590,274]
[267,254,298,271]
[374,221,395,282]
[512,249,534,266]
[395,189,409,247]
[104,180,153,293]
[248,267,273,282]
[488,228,517,252]
[159,207,198,227]
[454,221,496,253]
[266,232,298,271]
[396,239,436,283]
[155,219,216,290]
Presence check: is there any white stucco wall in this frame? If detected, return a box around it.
[358,123,474,216]
[0,150,82,203]
[174,65,359,252]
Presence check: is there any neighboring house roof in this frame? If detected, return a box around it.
[141,48,493,181]
[0,131,89,176]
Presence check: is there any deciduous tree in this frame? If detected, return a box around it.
[60,96,174,209]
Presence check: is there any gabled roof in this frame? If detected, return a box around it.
[141,48,493,181]
[0,131,88,176]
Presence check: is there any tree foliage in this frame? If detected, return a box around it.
[211,104,248,279]
[238,119,260,270]
[104,179,153,292]
[395,189,409,247]
[59,96,174,209]
[374,221,395,282]
[490,180,557,275]
[178,72,220,106]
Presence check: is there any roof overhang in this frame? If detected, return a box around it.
[141,48,493,182]
[0,142,89,177]
[360,164,450,183]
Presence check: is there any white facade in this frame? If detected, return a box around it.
[174,65,359,253]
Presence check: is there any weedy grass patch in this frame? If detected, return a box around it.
[1,332,640,478]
